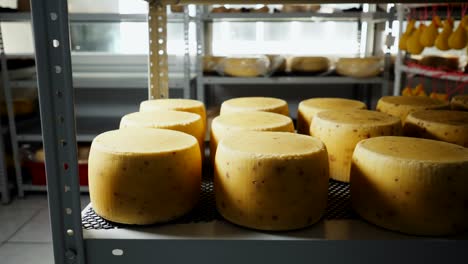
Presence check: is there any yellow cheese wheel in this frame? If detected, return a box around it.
[310,110,402,182]
[220,97,289,116]
[351,136,468,236]
[89,128,201,225]
[120,110,205,157]
[376,96,449,122]
[297,98,367,134]
[203,56,225,73]
[214,131,329,231]
[289,56,330,73]
[404,110,468,147]
[221,57,269,77]
[451,95,468,111]
[336,57,382,78]
[140,99,207,132]
[210,111,294,163]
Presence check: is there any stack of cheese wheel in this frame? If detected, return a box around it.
[210,111,294,162]
[140,99,206,129]
[220,56,270,77]
[310,110,401,182]
[404,110,468,147]
[336,57,382,78]
[220,97,289,116]
[377,96,449,122]
[351,136,468,236]
[88,128,201,225]
[297,98,367,135]
[120,110,205,157]
[451,95,468,111]
[214,131,329,231]
[289,57,330,74]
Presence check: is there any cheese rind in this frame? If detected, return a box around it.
[289,56,330,73]
[404,110,468,147]
[120,110,205,156]
[139,99,207,132]
[89,128,201,225]
[351,136,468,236]
[297,98,367,134]
[310,110,401,182]
[451,95,468,111]
[214,131,329,231]
[376,96,449,122]
[210,111,294,163]
[221,57,270,77]
[220,97,289,116]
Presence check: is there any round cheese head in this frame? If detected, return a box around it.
[210,111,294,163]
[220,97,289,116]
[289,56,330,73]
[376,96,449,122]
[310,110,402,182]
[351,136,468,236]
[214,131,329,231]
[404,110,468,147]
[297,98,367,134]
[221,57,269,77]
[451,95,468,111]
[89,128,201,225]
[140,99,206,130]
[120,110,204,157]
[336,57,382,78]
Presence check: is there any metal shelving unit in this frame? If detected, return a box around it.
[29,1,468,264]
[195,5,395,103]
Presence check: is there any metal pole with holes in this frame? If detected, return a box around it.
[148,2,169,99]
[30,0,84,263]
[195,5,205,102]
[183,5,191,99]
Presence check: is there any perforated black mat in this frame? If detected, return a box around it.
[82,179,355,230]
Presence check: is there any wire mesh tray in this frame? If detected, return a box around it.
[82,179,356,230]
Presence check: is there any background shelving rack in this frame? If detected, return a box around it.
[194,5,395,106]
[29,1,467,264]
[0,8,195,196]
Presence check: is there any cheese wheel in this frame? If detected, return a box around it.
[220,97,289,116]
[351,136,468,236]
[376,96,449,122]
[214,131,329,231]
[221,57,269,77]
[140,99,206,132]
[289,56,330,73]
[297,98,367,134]
[203,56,225,73]
[310,110,401,182]
[89,128,201,225]
[210,111,294,163]
[451,95,468,111]
[120,110,205,156]
[336,57,382,78]
[404,110,468,147]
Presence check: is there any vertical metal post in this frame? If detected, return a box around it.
[148,1,169,99]
[183,5,191,99]
[30,0,84,263]
[195,5,205,103]
[0,23,22,199]
[0,124,10,204]
[393,4,405,96]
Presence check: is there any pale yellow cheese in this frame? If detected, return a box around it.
[210,111,294,163]
[89,128,201,225]
[220,97,289,116]
[351,136,468,236]
[310,110,401,182]
[214,131,329,231]
[376,96,449,122]
[139,99,207,132]
[221,57,269,77]
[451,95,468,111]
[297,98,367,134]
[404,110,468,147]
[336,57,382,78]
[120,110,205,157]
[289,56,330,73]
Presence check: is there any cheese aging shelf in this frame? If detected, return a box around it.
[28,1,468,264]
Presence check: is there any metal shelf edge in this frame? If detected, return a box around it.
[202,76,385,85]
[23,184,89,192]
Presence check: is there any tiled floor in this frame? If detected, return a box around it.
[0,194,90,264]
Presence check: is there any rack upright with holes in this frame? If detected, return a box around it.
[30,1,467,264]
